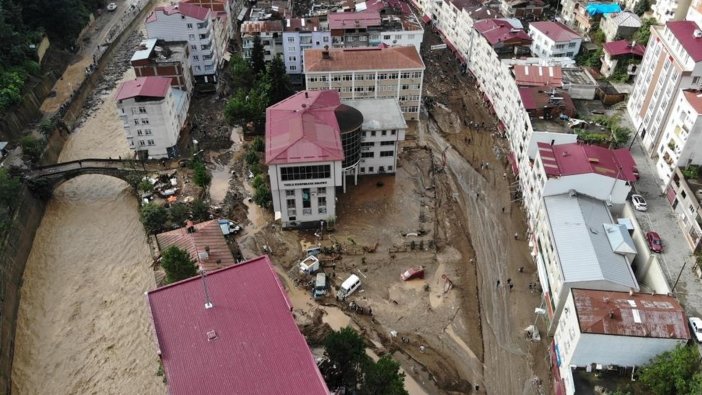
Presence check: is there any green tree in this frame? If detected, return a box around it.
[224,82,269,131]
[160,246,198,284]
[229,54,254,92]
[323,327,369,390]
[250,35,266,77]
[0,167,21,210]
[251,174,265,189]
[245,149,259,166]
[20,134,44,162]
[140,203,168,234]
[634,18,658,45]
[265,55,293,104]
[168,202,190,226]
[191,199,210,222]
[193,159,211,188]
[251,136,265,152]
[639,344,702,395]
[138,179,154,193]
[360,356,408,395]
[634,0,650,16]
[252,182,271,207]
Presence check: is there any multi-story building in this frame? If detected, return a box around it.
[241,20,284,63]
[665,167,702,250]
[145,2,221,83]
[529,21,582,59]
[600,12,641,42]
[512,64,563,87]
[552,289,689,395]
[131,39,193,93]
[500,0,544,20]
[282,18,330,81]
[627,21,702,157]
[115,77,189,159]
[600,40,645,79]
[652,0,692,24]
[653,89,702,184]
[327,6,423,51]
[303,46,425,120]
[688,0,702,26]
[342,98,407,175]
[473,18,532,57]
[559,0,621,31]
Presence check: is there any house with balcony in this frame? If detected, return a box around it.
[559,1,621,33]
[600,40,645,79]
[115,77,189,159]
[473,18,532,58]
[665,167,702,251]
[529,21,582,59]
[600,11,641,41]
[327,4,423,51]
[241,20,284,63]
[282,18,330,83]
[145,2,221,83]
[500,0,545,20]
[131,39,193,93]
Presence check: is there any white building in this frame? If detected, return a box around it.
[654,89,702,184]
[115,77,189,159]
[627,21,702,159]
[282,18,330,79]
[342,99,407,175]
[304,46,425,120]
[652,0,692,24]
[529,21,582,59]
[241,20,284,63]
[552,289,689,395]
[145,2,221,83]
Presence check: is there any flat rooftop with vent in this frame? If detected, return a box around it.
[146,255,329,395]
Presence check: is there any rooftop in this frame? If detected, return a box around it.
[304,46,424,72]
[474,19,531,46]
[562,67,597,86]
[543,194,639,290]
[147,255,329,395]
[667,21,702,62]
[537,142,638,181]
[147,3,211,23]
[466,6,503,20]
[603,11,641,28]
[602,40,645,57]
[572,289,689,339]
[284,17,322,32]
[683,89,702,113]
[131,39,188,63]
[115,76,171,102]
[241,20,284,34]
[513,65,563,87]
[181,0,226,13]
[156,219,236,272]
[518,87,576,116]
[585,2,621,16]
[342,98,407,130]
[529,21,581,42]
[265,90,346,165]
[328,10,382,30]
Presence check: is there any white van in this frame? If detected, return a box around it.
[337,274,361,300]
[313,273,328,299]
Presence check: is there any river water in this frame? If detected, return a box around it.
[11,70,166,394]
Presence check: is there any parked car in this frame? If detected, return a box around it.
[400,266,425,281]
[631,194,647,211]
[337,274,361,300]
[689,317,702,342]
[106,2,117,11]
[632,166,640,180]
[645,231,663,253]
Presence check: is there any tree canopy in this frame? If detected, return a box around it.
[140,202,168,234]
[250,35,266,78]
[160,245,198,284]
[633,0,650,16]
[639,344,702,395]
[359,356,408,395]
[633,18,658,45]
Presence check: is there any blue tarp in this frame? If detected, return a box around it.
[586,3,621,15]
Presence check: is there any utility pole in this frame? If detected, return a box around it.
[672,258,689,293]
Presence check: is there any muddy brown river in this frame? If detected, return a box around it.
[11,71,166,394]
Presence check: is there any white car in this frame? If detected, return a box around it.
[689,317,702,342]
[631,194,647,211]
[106,2,117,11]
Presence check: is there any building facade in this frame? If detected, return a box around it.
[665,167,702,250]
[115,77,189,159]
[600,40,645,79]
[529,21,582,59]
[241,20,284,63]
[652,0,692,24]
[281,18,330,79]
[600,12,641,42]
[131,39,193,93]
[304,47,425,120]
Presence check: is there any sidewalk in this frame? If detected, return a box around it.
[620,113,702,317]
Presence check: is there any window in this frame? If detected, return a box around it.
[380,151,394,157]
[318,196,327,207]
[137,129,143,136]
[343,74,352,81]
[395,34,402,40]
[568,42,576,48]
[302,188,311,209]
[362,152,374,158]
[134,119,139,126]
[290,65,297,71]
[147,139,155,146]
[694,76,701,85]
[317,187,326,195]
[371,131,376,137]
[402,84,409,90]
[378,73,387,80]
[388,166,393,171]
[189,34,196,40]
[401,72,410,79]
[368,166,374,172]
[361,142,374,147]
[187,23,193,29]
[141,118,149,125]
[286,190,295,197]
[288,56,296,61]
[138,140,146,147]
[287,199,296,209]
[288,37,295,42]
[323,36,329,42]
[383,35,391,40]
[288,46,296,52]
[380,141,395,146]
[280,165,331,181]
[144,129,152,135]
[138,106,147,113]
[195,65,201,71]
[191,45,197,50]
[193,55,199,60]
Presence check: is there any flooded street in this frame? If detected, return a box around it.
[11,69,166,394]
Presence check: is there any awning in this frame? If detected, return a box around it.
[422,15,431,24]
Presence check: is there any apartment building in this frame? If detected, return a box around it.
[627,21,702,157]
[600,12,641,42]
[281,18,330,80]
[529,21,582,59]
[304,47,425,120]
[600,40,645,79]
[473,18,532,57]
[327,7,423,51]
[652,0,692,24]
[131,39,193,93]
[145,2,221,83]
[241,20,284,63]
[500,0,545,20]
[115,77,189,159]
[665,167,702,250]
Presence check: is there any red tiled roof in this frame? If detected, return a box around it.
[474,19,531,46]
[572,289,690,339]
[156,219,236,272]
[537,142,638,182]
[283,17,321,32]
[148,2,211,22]
[328,11,381,30]
[683,89,702,113]
[115,76,171,101]
[265,90,346,165]
[147,255,329,395]
[513,65,563,87]
[666,21,702,62]
[602,40,645,57]
[530,21,581,42]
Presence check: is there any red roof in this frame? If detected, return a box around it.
[518,87,576,116]
[537,142,638,182]
[602,40,645,57]
[115,76,171,101]
[156,219,236,272]
[147,255,329,395]
[529,21,581,42]
[572,289,689,339]
[667,21,702,62]
[513,65,563,87]
[473,19,531,46]
[683,89,702,113]
[147,2,211,23]
[328,11,381,30]
[265,91,345,165]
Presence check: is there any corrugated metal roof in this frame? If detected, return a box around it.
[603,223,637,255]
[529,21,581,42]
[537,142,638,182]
[544,194,639,290]
[147,255,329,395]
[156,219,236,271]
[572,289,690,339]
[115,76,172,101]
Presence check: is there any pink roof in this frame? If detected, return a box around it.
[537,142,638,182]
[667,21,702,62]
[328,11,381,30]
[513,65,563,87]
[115,76,171,101]
[265,90,345,165]
[147,255,329,395]
[473,19,531,46]
[530,21,581,42]
[683,89,702,114]
[602,40,645,57]
[572,289,689,339]
[147,2,210,23]
[156,219,236,272]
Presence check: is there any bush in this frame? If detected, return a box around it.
[251,174,265,189]
[682,165,700,180]
[253,183,271,207]
[138,179,154,193]
[193,160,211,188]
[245,149,259,166]
[20,135,45,162]
[252,136,265,152]
[191,199,210,221]
[168,203,190,226]
[0,71,26,111]
[0,168,22,210]
[140,203,168,234]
